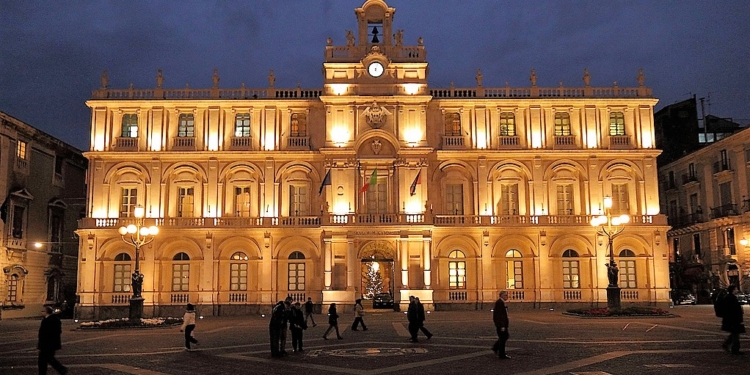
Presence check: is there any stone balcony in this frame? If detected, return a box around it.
[78,214,666,230]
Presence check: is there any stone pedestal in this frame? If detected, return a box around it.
[606,286,621,310]
[129,297,144,320]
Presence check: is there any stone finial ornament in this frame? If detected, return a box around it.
[156,69,164,88]
[637,68,645,87]
[475,69,483,87]
[583,68,591,87]
[346,30,355,47]
[529,68,537,87]
[100,70,109,89]
[212,68,220,88]
[268,70,275,87]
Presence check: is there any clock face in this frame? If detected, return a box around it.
[368,62,384,77]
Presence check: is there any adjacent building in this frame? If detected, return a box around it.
[76,0,670,320]
[660,126,750,299]
[0,111,87,319]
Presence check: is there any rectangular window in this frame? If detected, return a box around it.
[366,179,388,214]
[235,113,251,137]
[554,113,571,136]
[719,182,732,207]
[499,112,516,136]
[506,260,523,289]
[49,213,63,250]
[178,114,195,137]
[234,187,251,217]
[720,149,729,169]
[556,184,573,215]
[445,184,464,215]
[727,228,736,256]
[618,260,636,288]
[449,261,466,289]
[290,114,306,137]
[289,185,309,216]
[11,205,25,239]
[7,275,19,302]
[114,264,131,292]
[288,263,305,291]
[230,263,248,291]
[668,171,675,188]
[121,114,138,138]
[609,112,625,136]
[16,141,27,160]
[120,188,137,217]
[172,264,190,292]
[500,183,518,215]
[611,183,629,214]
[688,163,696,179]
[690,194,699,214]
[693,233,700,258]
[178,187,195,218]
[673,237,680,258]
[54,157,64,176]
[562,260,580,289]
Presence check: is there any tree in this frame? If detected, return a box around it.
[363,262,384,299]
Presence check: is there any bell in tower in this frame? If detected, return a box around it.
[356,1,394,46]
[369,24,381,44]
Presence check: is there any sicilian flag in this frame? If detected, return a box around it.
[409,170,422,196]
[318,169,331,195]
[360,170,378,193]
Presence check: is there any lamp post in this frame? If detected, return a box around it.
[590,196,629,309]
[118,205,158,320]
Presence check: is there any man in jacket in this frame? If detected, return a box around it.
[38,306,68,374]
[721,285,745,355]
[407,296,420,342]
[492,291,511,359]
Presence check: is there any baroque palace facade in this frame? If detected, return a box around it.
[76,0,670,319]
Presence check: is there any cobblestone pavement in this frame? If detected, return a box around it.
[0,305,747,374]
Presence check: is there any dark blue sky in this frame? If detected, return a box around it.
[1,0,748,151]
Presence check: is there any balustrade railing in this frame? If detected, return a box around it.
[508,290,525,301]
[620,289,639,301]
[442,135,465,148]
[173,137,195,149]
[563,290,582,300]
[170,293,190,304]
[554,135,576,148]
[287,136,309,149]
[111,294,130,305]
[498,136,520,148]
[231,136,252,149]
[448,291,468,301]
[609,135,631,148]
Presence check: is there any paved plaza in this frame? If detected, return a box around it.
[0,305,747,374]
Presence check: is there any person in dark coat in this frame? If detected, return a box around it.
[290,302,307,352]
[407,296,420,342]
[279,297,293,355]
[322,303,343,339]
[38,305,68,374]
[304,297,317,327]
[492,290,511,359]
[416,297,432,339]
[269,301,286,357]
[721,285,745,355]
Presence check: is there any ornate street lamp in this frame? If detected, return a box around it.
[590,196,630,309]
[117,205,158,320]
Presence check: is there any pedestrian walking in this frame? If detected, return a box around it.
[304,297,317,327]
[38,306,68,375]
[416,297,432,339]
[290,302,307,352]
[492,291,511,359]
[407,296,420,342]
[179,303,199,351]
[351,299,368,331]
[322,303,343,339]
[721,285,745,355]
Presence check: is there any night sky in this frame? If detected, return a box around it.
[1,0,748,152]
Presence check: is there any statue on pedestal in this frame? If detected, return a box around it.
[131,272,144,298]
[606,261,619,287]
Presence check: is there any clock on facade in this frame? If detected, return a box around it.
[368,62,384,77]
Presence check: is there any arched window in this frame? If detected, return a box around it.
[230,252,248,291]
[505,249,523,289]
[121,114,138,138]
[172,252,190,292]
[288,251,305,291]
[445,113,461,136]
[618,249,636,288]
[554,113,571,136]
[562,249,580,289]
[114,253,132,293]
[609,112,625,136]
[178,114,195,137]
[499,112,516,136]
[448,250,466,289]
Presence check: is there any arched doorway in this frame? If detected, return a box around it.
[359,241,396,309]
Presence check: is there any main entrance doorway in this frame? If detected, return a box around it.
[359,241,396,310]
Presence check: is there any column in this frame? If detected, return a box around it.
[324,239,332,290]
[400,238,409,288]
[347,239,356,292]
[423,238,431,289]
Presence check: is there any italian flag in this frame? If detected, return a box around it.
[360,170,378,193]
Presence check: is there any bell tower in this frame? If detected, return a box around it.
[355,0,395,47]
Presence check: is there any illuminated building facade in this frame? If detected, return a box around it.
[76,0,669,319]
[1,112,87,319]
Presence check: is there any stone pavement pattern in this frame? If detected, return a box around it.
[0,305,747,374]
